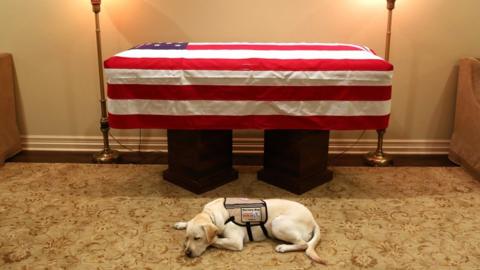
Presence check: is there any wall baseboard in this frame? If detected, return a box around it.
[21,135,451,155]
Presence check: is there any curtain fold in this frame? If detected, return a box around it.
[449,58,480,179]
[0,53,22,165]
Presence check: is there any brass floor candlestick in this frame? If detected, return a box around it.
[91,0,119,163]
[364,0,396,166]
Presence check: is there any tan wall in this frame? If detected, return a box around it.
[1,0,479,142]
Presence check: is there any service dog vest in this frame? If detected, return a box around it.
[223,198,269,241]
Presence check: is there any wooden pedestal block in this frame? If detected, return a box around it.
[258,130,333,194]
[163,130,238,194]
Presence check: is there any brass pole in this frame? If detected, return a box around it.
[92,1,119,163]
[364,0,395,167]
[385,8,393,61]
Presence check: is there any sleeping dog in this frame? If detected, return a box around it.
[174,198,325,264]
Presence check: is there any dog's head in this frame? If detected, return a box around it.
[183,213,218,257]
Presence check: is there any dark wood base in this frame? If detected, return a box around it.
[163,130,238,194]
[258,130,333,194]
[163,167,238,194]
[258,168,333,195]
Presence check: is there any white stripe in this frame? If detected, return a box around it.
[190,42,361,46]
[107,99,391,116]
[115,49,384,60]
[105,69,393,86]
[188,42,370,51]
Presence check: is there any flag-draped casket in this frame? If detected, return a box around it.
[104,42,393,130]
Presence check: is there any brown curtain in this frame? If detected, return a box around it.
[0,53,22,165]
[449,58,480,179]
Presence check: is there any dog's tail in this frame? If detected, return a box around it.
[306,222,327,265]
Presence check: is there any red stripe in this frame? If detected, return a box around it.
[108,114,390,130]
[187,44,365,51]
[105,57,393,71]
[107,84,392,101]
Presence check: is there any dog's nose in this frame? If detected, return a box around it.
[185,249,192,257]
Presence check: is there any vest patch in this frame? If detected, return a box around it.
[241,207,262,222]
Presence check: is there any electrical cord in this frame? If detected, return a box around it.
[329,130,366,165]
[138,129,142,152]
[108,129,143,152]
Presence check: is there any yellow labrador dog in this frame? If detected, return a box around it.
[174,198,325,264]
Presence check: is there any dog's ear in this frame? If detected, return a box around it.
[203,224,218,244]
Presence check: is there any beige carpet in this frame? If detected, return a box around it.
[0,163,479,269]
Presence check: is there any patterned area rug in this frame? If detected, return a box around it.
[0,163,479,269]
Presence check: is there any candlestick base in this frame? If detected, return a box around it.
[364,150,393,167]
[93,149,120,164]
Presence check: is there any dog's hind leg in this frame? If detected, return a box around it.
[271,216,309,253]
[275,242,308,253]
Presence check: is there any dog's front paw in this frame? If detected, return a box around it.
[173,222,188,230]
[275,244,289,253]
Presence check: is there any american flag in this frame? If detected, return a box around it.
[104,42,393,130]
